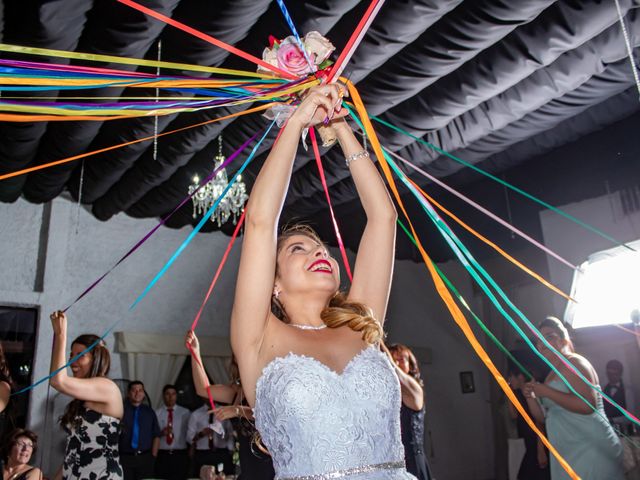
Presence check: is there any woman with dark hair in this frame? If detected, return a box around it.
[49,311,123,480]
[506,364,549,480]
[185,331,274,479]
[0,343,12,415]
[387,344,432,480]
[229,84,414,478]
[522,316,624,479]
[2,429,41,480]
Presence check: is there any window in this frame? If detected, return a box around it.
[565,239,640,329]
[0,307,37,437]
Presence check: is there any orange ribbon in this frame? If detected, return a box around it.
[0,103,274,181]
[346,80,580,480]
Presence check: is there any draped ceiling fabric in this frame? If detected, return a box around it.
[1,1,640,261]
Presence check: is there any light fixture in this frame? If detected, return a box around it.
[565,239,640,329]
[188,135,248,227]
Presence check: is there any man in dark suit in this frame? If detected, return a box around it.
[120,381,162,480]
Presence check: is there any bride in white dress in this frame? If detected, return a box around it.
[228,83,415,479]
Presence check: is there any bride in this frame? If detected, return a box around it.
[229,83,415,479]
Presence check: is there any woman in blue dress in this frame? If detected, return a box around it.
[522,316,623,480]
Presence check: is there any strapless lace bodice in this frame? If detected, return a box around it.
[255,346,416,479]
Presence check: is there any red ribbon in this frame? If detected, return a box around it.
[309,127,353,282]
[327,0,386,83]
[190,210,246,331]
[117,0,297,80]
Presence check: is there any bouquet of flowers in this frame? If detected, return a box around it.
[258,31,339,146]
[258,31,335,77]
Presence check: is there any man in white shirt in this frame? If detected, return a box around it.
[187,400,235,476]
[154,384,191,480]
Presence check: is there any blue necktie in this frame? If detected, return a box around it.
[131,406,140,450]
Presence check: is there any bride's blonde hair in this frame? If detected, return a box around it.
[271,224,382,344]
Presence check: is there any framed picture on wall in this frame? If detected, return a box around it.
[460,371,475,394]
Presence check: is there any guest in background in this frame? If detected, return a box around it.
[49,311,123,480]
[0,343,12,416]
[603,359,636,430]
[187,399,234,477]
[523,316,624,480]
[186,331,274,479]
[387,343,432,480]
[120,381,161,480]
[2,429,42,480]
[154,384,190,480]
[506,365,550,480]
[0,342,13,475]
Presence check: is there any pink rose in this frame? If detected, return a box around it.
[304,31,335,65]
[276,37,314,76]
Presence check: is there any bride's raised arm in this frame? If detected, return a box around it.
[230,84,346,382]
[334,120,397,327]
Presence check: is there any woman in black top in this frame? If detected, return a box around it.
[507,367,550,480]
[388,343,432,480]
[186,331,274,479]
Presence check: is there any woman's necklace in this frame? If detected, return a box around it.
[289,323,327,330]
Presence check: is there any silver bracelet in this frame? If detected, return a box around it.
[345,149,369,168]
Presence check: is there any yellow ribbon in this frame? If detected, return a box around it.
[0,43,270,78]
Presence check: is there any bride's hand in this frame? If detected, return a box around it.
[290,83,348,129]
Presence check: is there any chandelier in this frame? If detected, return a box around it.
[188,135,248,227]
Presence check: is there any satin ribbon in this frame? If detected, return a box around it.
[0,43,269,78]
[187,127,289,412]
[117,0,297,80]
[397,219,534,380]
[346,81,579,479]
[12,322,118,396]
[190,211,246,332]
[275,0,316,72]
[0,103,273,181]
[61,132,261,312]
[371,114,634,253]
[379,134,640,428]
[130,117,279,310]
[402,175,574,302]
[327,0,386,83]
[385,148,580,272]
[0,77,317,120]
[309,127,353,282]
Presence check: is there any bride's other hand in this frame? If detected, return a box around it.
[290,83,348,129]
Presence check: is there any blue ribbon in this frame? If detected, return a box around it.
[130,116,279,309]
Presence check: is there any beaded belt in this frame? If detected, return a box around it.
[276,460,406,480]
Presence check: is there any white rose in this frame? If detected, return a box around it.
[303,31,335,65]
[257,46,279,75]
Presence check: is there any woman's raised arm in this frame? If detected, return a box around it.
[186,330,236,403]
[48,312,121,414]
[335,120,397,326]
[230,85,346,373]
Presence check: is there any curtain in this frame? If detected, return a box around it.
[201,356,231,385]
[125,353,186,408]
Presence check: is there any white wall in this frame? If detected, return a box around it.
[1,195,499,479]
[541,193,640,409]
[0,196,242,473]
[386,259,495,480]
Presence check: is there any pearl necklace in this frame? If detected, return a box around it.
[289,323,327,330]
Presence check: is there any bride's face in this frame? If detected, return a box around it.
[275,234,340,299]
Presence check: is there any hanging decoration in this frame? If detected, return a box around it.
[188,135,248,227]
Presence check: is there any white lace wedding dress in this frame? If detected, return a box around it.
[254,346,417,479]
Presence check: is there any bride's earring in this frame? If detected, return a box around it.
[273,287,281,299]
